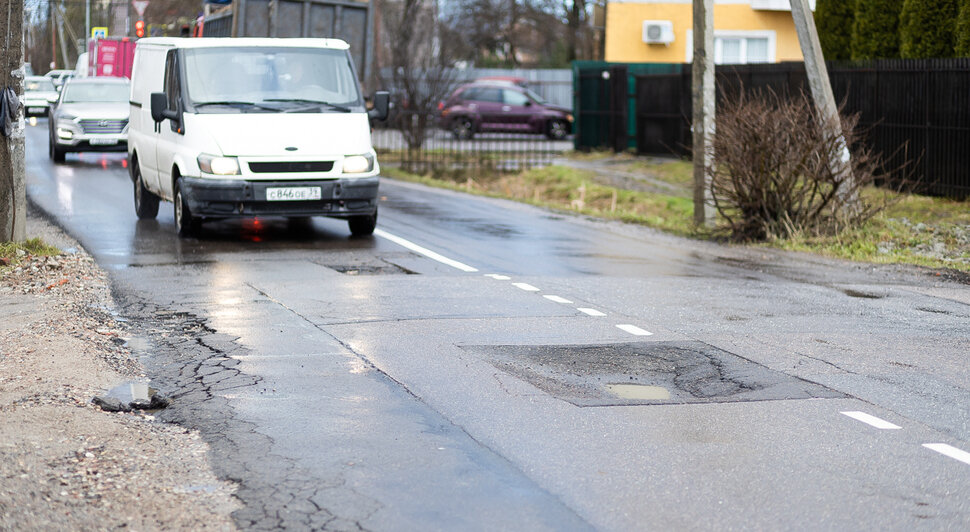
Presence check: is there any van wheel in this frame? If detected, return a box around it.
[174,180,199,237]
[133,163,160,219]
[452,118,475,140]
[546,120,568,140]
[348,209,377,237]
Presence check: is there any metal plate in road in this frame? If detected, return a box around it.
[471,341,845,406]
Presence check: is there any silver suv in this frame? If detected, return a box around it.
[48,77,130,163]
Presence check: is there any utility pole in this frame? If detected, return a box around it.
[691,0,715,226]
[1,0,26,242]
[790,0,856,207]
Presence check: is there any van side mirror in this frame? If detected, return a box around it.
[368,91,389,121]
[150,92,167,123]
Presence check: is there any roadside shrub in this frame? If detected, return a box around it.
[707,89,895,241]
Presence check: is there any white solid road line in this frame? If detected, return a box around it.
[616,324,653,336]
[840,411,902,430]
[577,308,607,317]
[375,229,479,273]
[923,443,970,466]
[544,295,573,304]
[512,282,541,292]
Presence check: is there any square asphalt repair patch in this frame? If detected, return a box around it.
[466,341,844,407]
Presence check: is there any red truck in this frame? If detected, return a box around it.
[84,38,137,78]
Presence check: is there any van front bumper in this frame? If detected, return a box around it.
[179,176,380,218]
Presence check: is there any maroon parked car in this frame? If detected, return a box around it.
[437,82,573,140]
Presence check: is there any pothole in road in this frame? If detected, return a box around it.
[317,259,416,275]
[469,341,844,406]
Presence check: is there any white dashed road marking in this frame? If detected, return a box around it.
[512,282,541,292]
[544,295,573,304]
[841,411,902,430]
[923,444,970,466]
[616,324,653,336]
[577,308,606,317]
[485,274,511,280]
[375,229,479,272]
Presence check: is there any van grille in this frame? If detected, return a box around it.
[79,119,127,134]
[248,161,335,173]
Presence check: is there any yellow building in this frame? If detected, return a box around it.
[605,0,816,64]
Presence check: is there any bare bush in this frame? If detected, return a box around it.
[707,88,899,241]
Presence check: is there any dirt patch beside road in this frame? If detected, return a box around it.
[0,213,239,530]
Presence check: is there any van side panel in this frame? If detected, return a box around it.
[128,44,170,194]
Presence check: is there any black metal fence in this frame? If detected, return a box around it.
[372,111,573,178]
[630,59,970,198]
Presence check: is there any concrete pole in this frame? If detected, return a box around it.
[789,0,857,206]
[691,0,715,227]
[1,0,26,242]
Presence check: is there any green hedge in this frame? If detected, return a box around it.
[957,0,970,56]
[816,0,856,60]
[852,0,903,59]
[900,0,959,58]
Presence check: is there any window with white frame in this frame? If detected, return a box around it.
[685,30,776,64]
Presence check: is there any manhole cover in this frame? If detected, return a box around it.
[467,341,843,406]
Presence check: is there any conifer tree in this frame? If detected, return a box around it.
[899,0,960,58]
[815,0,856,60]
[956,0,970,56]
[852,0,903,59]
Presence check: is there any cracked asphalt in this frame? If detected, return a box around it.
[23,121,970,530]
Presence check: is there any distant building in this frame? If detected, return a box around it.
[605,0,816,64]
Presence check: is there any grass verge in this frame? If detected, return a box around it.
[0,238,61,268]
[383,155,970,273]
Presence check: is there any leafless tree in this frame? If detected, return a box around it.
[378,0,460,150]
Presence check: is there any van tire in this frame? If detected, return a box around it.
[133,163,160,219]
[348,209,377,236]
[174,180,199,237]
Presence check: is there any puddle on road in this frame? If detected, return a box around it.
[607,384,670,401]
[842,288,885,299]
[105,381,152,404]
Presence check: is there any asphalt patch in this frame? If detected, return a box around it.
[470,341,844,406]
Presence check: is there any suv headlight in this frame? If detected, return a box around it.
[342,154,375,174]
[197,154,240,175]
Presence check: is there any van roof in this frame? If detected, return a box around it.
[134,37,350,51]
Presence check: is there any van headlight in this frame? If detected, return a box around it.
[342,154,375,174]
[198,154,240,175]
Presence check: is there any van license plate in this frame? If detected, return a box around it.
[89,138,118,145]
[28,107,45,114]
[266,187,322,201]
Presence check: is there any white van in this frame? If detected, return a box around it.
[127,37,388,236]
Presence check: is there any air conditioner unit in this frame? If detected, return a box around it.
[642,20,675,45]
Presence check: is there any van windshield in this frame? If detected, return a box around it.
[183,47,361,113]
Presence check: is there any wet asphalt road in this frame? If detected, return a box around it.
[24,119,970,530]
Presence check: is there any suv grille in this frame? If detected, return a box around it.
[248,161,334,173]
[79,119,127,134]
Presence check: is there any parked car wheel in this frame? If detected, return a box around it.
[546,120,569,140]
[348,209,377,236]
[132,161,160,219]
[174,180,199,237]
[48,132,65,163]
[451,118,475,140]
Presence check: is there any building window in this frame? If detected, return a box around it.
[686,31,776,64]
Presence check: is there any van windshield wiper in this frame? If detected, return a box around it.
[193,100,281,112]
[262,98,352,113]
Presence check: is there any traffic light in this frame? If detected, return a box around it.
[135,20,145,38]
